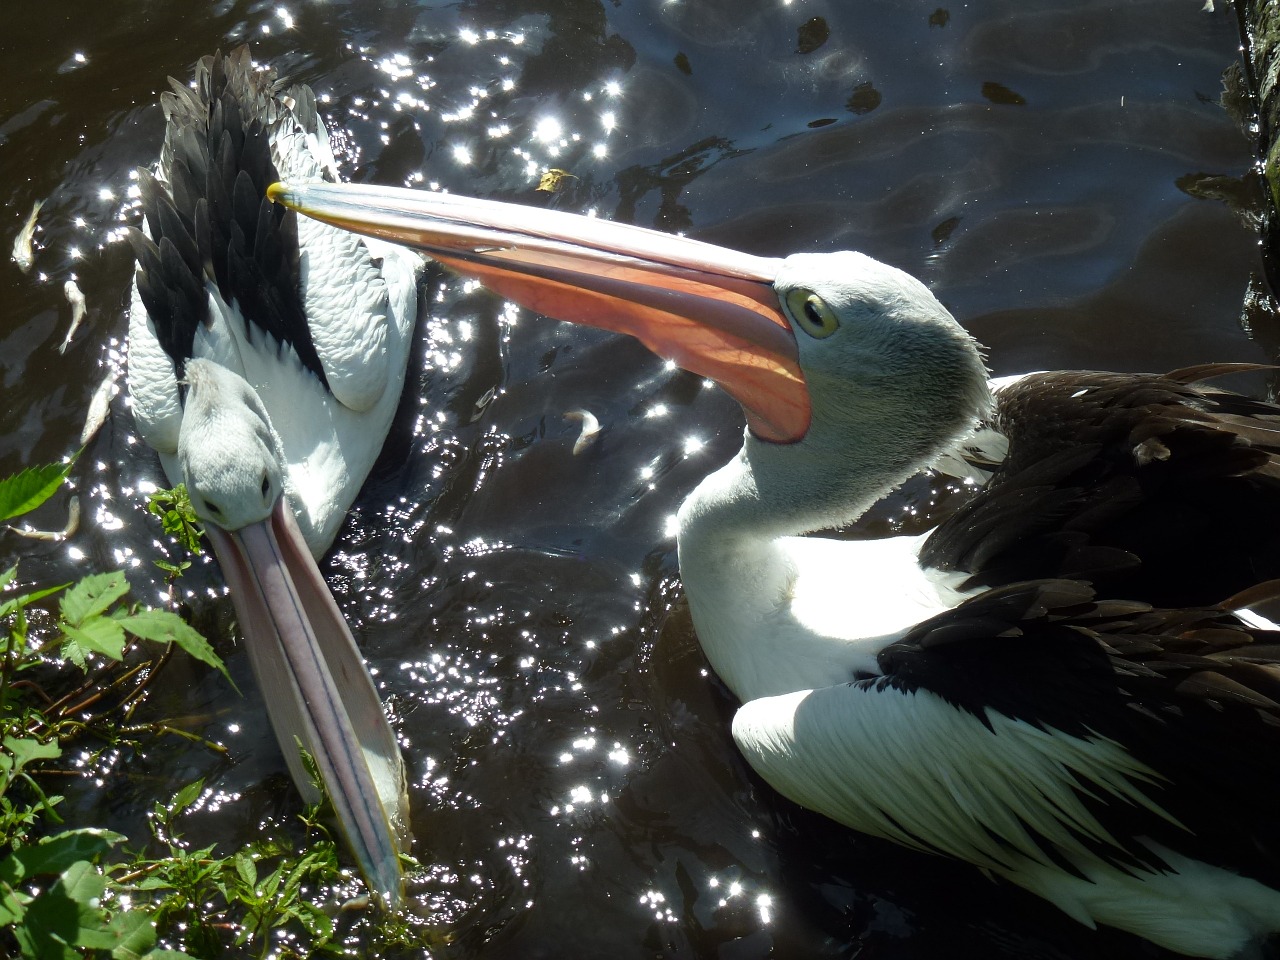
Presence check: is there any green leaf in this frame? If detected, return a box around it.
[13,882,80,959]
[146,485,203,557]
[167,779,204,817]
[61,619,126,662]
[0,581,71,621]
[294,901,334,941]
[116,610,229,682]
[60,572,129,628]
[0,885,28,927]
[232,851,256,890]
[0,738,62,780]
[0,829,121,886]
[132,877,176,892]
[59,635,87,671]
[107,910,156,960]
[75,906,155,957]
[141,951,199,960]
[0,460,74,524]
[58,860,105,909]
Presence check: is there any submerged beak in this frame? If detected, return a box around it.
[204,500,409,909]
[268,181,811,443]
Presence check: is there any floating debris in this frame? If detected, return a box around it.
[59,279,88,354]
[565,408,601,454]
[80,370,120,445]
[7,496,80,541]
[538,168,577,193]
[11,199,43,273]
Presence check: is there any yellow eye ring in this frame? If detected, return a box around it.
[785,289,840,339]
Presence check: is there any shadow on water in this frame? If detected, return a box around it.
[1,0,1276,956]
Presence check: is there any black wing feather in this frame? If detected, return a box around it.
[921,369,1280,606]
[878,579,1280,887]
[132,45,329,391]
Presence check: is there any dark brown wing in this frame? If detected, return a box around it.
[919,368,1280,607]
[876,578,1280,886]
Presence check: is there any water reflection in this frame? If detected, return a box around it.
[0,0,1271,957]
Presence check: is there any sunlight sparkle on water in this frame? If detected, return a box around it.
[376,54,412,81]
[276,6,295,29]
[533,116,563,143]
[757,893,773,924]
[640,889,676,922]
[452,144,473,165]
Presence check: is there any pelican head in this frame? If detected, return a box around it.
[773,251,989,449]
[268,182,991,535]
[178,359,286,531]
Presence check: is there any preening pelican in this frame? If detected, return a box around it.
[271,180,1280,955]
[127,51,419,907]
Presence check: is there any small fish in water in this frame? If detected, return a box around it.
[59,279,88,354]
[564,408,601,454]
[11,199,43,273]
[6,496,80,542]
[80,370,119,445]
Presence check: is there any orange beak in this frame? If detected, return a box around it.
[268,181,810,443]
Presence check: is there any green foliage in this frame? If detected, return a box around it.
[0,465,220,959]
[1,467,436,958]
[0,460,75,524]
[144,488,201,580]
[120,781,345,957]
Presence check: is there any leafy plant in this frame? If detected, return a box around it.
[116,779,345,957]
[1,463,437,959]
[0,456,214,959]
[144,488,201,580]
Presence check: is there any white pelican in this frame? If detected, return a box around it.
[270,181,1280,955]
[126,50,419,907]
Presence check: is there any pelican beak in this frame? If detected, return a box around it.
[269,181,810,443]
[204,499,409,909]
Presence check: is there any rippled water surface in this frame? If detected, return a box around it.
[1,1,1272,957]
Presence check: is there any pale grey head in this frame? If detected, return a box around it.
[177,359,287,532]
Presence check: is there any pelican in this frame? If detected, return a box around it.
[126,50,419,907]
[270,180,1280,955]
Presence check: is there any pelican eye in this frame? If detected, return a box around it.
[260,474,271,498]
[785,289,839,339]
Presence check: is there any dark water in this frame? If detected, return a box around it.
[0,1,1271,957]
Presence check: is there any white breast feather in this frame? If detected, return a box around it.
[732,683,1177,872]
[731,682,1280,956]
